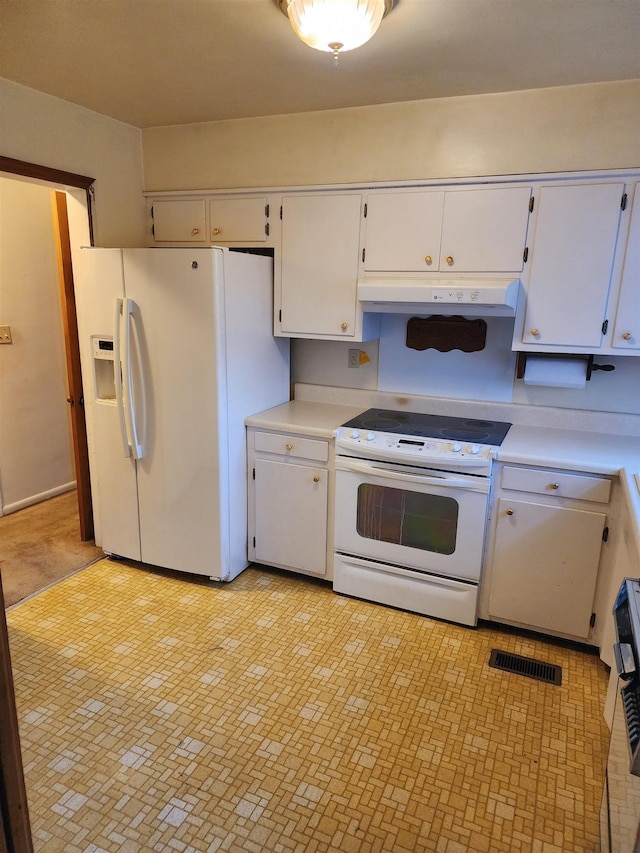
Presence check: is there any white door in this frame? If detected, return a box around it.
[522,182,625,348]
[151,200,206,242]
[280,194,362,337]
[439,186,532,272]
[363,191,444,272]
[76,248,141,560]
[488,498,605,638]
[612,182,640,351]
[254,459,328,576]
[122,248,226,578]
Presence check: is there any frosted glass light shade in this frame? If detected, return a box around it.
[286,0,388,54]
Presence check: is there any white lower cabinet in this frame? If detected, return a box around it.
[248,429,330,578]
[484,464,611,640]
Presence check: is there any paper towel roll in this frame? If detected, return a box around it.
[523,356,588,388]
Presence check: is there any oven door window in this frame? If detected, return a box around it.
[356,483,458,554]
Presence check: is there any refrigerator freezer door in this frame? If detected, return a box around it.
[122,249,225,578]
[77,248,141,560]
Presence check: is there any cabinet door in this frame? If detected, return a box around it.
[439,187,531,272]
[488,498,606,638]
[208,197,268,243]
[254,459,328,575]
[521,182,625,348]
[280,194,362,337]
[612,183,640,351]
[151,200,206,242]
[363,191,444,272]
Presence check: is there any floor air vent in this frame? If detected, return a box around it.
[488,649,562,686]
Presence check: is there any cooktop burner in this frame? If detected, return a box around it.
[342,408,512,446]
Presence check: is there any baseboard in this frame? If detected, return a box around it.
[1,481,77,516]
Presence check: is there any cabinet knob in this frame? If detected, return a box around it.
[506,508,514,516]
[285,443,293,451]
[623,332,632,340]
[341,322,348,331]
[191,228,200,236]
[212,227,221,235]
[530,328,540,337]
[313,475,320,483]
[445,256,454,266]
[549,482,560,490]
[424,255,432,265]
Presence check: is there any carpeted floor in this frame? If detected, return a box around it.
[0,490,103,607]
[7,558,610,852]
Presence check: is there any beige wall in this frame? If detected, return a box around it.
[142,80,640,191]
[0,177,75,512]
[0,78,147,247]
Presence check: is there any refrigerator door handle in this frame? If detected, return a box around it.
[123,298,144,460]
[113,297,131,457]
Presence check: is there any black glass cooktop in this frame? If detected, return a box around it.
[342,408,512,446]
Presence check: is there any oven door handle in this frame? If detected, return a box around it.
[335,458,489,493]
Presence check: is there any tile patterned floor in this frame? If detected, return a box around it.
[7,559,610,853]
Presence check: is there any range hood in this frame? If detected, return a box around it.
[357,277,520,317]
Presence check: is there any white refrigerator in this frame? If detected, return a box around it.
[74,247,290,580]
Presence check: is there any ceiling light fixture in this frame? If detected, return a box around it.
[279,0,394,64]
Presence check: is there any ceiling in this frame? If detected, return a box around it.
[1,0,639,129]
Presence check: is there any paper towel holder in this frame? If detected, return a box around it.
[515,352,615,381]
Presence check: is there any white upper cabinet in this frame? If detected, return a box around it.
[151,199,206,242]
[277,193,376,340]
[611,183,640,352]
[518,182,626,350]
[363,186,532,273]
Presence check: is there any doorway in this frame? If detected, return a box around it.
[0,157,95,544]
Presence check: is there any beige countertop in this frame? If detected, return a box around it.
[497,424,640,475]
[245,400,364,438]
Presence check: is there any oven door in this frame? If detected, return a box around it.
[334,455,490,581]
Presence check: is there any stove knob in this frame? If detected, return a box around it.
[470,444,481,455]
[350,430,360,439]
[452,442,462,452]
[365,431,376,441]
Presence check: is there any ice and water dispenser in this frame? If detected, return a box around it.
[92,337,116,400]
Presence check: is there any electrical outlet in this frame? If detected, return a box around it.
[348,348,360,368]
[0,325,12,344]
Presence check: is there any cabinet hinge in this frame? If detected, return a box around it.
[253,536,256,548]
[280,205,283,220]
[523,246,529,263]
[150,205,155,219]
[362,248,366,263]
[602,319,609,336]
[602,526,609,542]
[151,223,155,237]
[265,222,270,237]
[279,309,282,322]
[590,612,596,628]
[529,196,535,213]
[621,193,628,211]
[252,468,255,480]
[265,203,270,218]
[364,202,368,218]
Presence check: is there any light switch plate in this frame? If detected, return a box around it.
[0,325,12,344]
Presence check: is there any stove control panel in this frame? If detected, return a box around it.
[335,428,495,463]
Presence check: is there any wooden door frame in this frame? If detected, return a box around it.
[0,574,33,853]
[52,192,94,540]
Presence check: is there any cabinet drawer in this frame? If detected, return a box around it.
[255,432,329,463]
[500,466,611,503]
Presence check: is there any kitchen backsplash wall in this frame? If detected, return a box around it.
[291,318,640,416]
